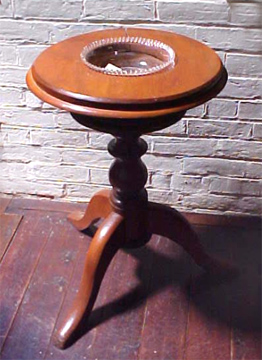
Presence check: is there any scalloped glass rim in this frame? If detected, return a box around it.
[80,36,175,77]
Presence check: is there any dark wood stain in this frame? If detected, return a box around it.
[0,211,53,351]
[0,197,11,214]
[7,197,85,214]
[0,213,22,261]
[138,237,191,360]
[0,197,261,360]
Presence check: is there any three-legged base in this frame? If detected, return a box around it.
[55,189,226,349]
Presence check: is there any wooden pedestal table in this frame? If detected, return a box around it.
[27,28,228,349]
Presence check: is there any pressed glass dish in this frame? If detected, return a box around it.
[81,36,175,76]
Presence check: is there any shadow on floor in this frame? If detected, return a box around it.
[68,224,261,347]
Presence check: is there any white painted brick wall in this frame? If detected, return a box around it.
[0,0,261,216]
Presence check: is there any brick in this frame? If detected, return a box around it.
[0,19,50,44]
[49,23,98,44]
[41,102,56,111]
[196,26,262,53]
[171,175,205,194]
[1,144,62,163]
[150,173,171,190]
[0,87,24,106]
[1,125,30,144]
[215,139,262,161]
[54,112,86,130]
[226,54,262,78]
[62,149,112,168]
[14,0,82,20]
[83,0,154,21]
[219,77,262,100]
[150,119,186,136]
[207,176,262,197]
[158,1,229,25]
[183,157,262,179]
[185,104,206,118]
[0,179,65,198]
[30,130,88,148]
[25,91,43,108]
[0,66,27,86]
[0,1,261,215]
[17,45,47,67]
[0,109,56,128]
[182,193,262,215]
[66,183,107,201]
[28,164,88,182]
[253,124,262,140]
[0,0,13,17]
[90,168,109,185]
[153,137,217,157]
[0,45,17,66]
[143,154,183,173]
[0,162,28,179]
[229,2,262,28]
[89,132,113,150]
[147,188,178,205]
[239,102,262,120]
[138,23,196,38]
[188,119,253,140]
[207,99,237,118]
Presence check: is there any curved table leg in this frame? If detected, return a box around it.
[147,202,225,273]
[55,211,123,349]
[68,189,111,231]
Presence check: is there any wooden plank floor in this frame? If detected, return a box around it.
[0,196,261,360]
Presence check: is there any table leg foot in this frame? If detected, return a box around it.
[67,189,111,231]
[147,202,226,273]
[54,211,123,349]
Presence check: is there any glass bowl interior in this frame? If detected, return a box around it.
[81,37,175,76]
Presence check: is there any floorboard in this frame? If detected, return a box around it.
[0,196,260,360]
[88,241,156,360]
[0,197,11,214]
[0,213,85,360]
[7,198,85,214]
[230,228,261,360]
[0,211,53,351]
[184,226,233,360]
[138,237,191,360]
[0,213,22,261]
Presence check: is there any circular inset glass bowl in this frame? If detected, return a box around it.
[81,37,175,76]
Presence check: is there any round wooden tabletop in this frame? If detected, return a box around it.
[27,27,227,119]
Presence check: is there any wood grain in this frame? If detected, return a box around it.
[0,198,260,360]
[0,213,22,261]
[0,211,53,351]
[138,236,191,360]
[230,228,261,360]
[7,197,85,214]
[184,226,233,360]
[0,197,11,214]
[87,238,156,360]
[0,213,85,360]
[44,224,117,359]
[27,28,227,119]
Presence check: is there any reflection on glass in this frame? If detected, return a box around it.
[81,37,175,76]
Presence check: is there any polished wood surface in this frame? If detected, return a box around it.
[28,28,222,104]
[54,130,232,348]
[26,28,227,119]
[55,212,123,349]
[67,189,111,231]
[25,28,231,349]
[0,197,261,360]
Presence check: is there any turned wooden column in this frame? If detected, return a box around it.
[26,27,228,349]
[108,135,150,246]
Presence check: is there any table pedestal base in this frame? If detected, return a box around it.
[54,189,226,349]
